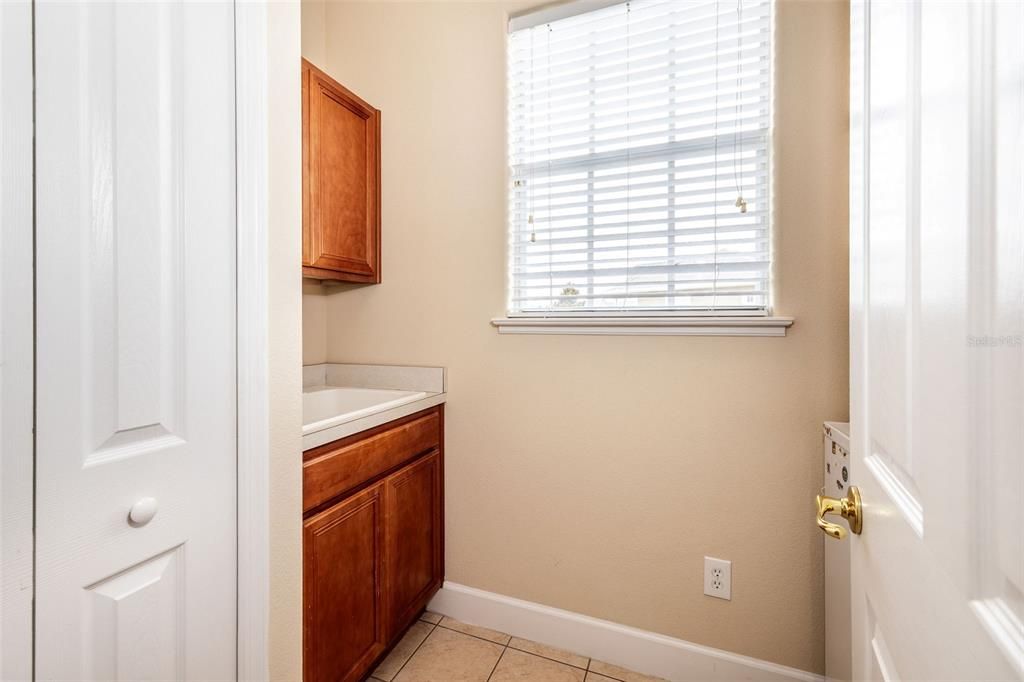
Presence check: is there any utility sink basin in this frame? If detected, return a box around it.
[302,386,428,436]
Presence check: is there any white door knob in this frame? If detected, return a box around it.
[128,497,158,527]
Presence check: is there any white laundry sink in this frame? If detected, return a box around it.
[302,386,429,436]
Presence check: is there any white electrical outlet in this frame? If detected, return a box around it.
[703,556,732,600]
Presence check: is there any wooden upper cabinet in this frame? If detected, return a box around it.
[302,59,381,283]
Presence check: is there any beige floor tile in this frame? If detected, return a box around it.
[438,616,512,645]
[587,660,667,682]
[394,626,504,682]
[419,611,442,625]
[372,621,434,681]
[508,637,589,669]
[489,649,585,682]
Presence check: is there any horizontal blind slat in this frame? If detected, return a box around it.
[522,209,766,235]
[512,287,769,300]
[512,151,767,190]
[509,8,769,75]
[510,94,769,142]
[513,290,769,302]
[514,264,772,282]
[520,222,766,247]
[512,183,766,211]
[517,198,765,225]
[511,62,769,121]
[510,87,767,139]
[513,133,768,175]
[512,234,770,258]
[520,117,770,159]
[510,42,768,96]
[510,0,766,50]
[510,0,718,38]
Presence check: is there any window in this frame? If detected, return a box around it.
[507,0,772,318]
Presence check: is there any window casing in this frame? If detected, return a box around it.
[507,0,773,317]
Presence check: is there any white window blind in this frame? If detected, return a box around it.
[507,0,772,316]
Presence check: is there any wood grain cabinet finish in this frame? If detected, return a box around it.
[303,410,440,514]
[385,450,443,634]
[303,407,444,682]
[303,483,386,682]
[302,58,381,283]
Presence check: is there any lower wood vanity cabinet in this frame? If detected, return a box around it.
[304,483,387,682]
[303,406,444,682]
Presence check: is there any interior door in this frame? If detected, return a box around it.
[849,1,1023,680]
[34,2,237,679]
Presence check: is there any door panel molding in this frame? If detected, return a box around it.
[849,1,1023,679]
[34,2,238,678]
[85,545,186,681]
[1,2,277,678]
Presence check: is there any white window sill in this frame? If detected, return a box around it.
[490,316,794,337]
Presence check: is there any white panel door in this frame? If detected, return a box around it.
[849,1,1023,680]
[34,1,237,680]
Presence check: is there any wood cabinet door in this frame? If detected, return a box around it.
[384,450,443,633]
[304,482,386,682]
[302,58,381,283]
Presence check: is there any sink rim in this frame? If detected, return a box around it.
[302,386,431,435]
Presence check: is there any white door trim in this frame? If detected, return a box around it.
[235,2,271,680]
[0,1,35,678]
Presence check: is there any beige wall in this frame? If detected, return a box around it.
[300,0,326,68]
[301,0,330,369]
[302,0,849,674]
[303,281,328,365]
[268,1,303,680]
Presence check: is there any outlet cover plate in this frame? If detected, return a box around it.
[704,556,732,600]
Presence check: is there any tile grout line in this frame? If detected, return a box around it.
[431,617,633,682]
[437,617,597,677]
[385,618,439,682]
[435,621,512,648]
[505,641,591,672]
[589,663,628,682]
[484,642,508,682]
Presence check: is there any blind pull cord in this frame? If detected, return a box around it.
[734,0,746,214]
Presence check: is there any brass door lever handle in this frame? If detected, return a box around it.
[816,486,863,540]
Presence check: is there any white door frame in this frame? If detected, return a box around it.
[0,1,35,679]
[235,2,271,680]
[0,1,273,679]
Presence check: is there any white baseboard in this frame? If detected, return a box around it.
[428,582,823,682]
